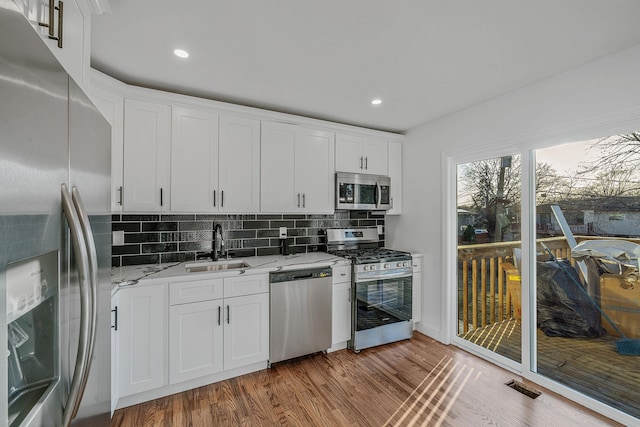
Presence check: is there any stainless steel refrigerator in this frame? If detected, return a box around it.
[1,2,111,426]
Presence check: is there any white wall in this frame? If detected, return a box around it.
[386,42,640,342]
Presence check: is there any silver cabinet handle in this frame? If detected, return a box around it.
[218,305,221,325]
[54,1,63,48]
[117,186,123,206]
[297,193,301,208]
[221,190,224,208]
[302,193,305,208]
[365,157,368,170]
[227,305,230,324]
[360,156,363,169]
[160,188,164,207]
[61,184,92,426]
[38,0,55,37]
[111,307,118,331]
[213,190,216,207]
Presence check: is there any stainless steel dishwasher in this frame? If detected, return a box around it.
[269,266,333,365]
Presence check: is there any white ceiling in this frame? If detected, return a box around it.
[91,1,640,134]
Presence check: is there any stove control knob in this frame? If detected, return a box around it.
[396,262,402,268]
[383,263,389,269]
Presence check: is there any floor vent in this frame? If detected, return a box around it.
[505,379,541,399]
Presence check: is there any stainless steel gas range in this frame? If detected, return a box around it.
[327,228,413,352]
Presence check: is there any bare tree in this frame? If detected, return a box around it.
[577,132,640,197]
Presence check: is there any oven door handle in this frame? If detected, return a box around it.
[356,270,413,283]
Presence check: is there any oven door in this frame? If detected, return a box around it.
[351,272,413,351]
[354,274,412,331]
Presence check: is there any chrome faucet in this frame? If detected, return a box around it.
[212,223,225,261]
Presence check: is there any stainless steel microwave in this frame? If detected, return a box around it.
[336,172,391,210]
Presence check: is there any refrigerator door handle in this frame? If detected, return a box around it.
[60,184,93,427]
[70,187,98,419]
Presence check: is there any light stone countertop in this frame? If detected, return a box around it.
[111,252,350,293]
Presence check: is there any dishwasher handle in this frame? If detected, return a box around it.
[270,267,332,284]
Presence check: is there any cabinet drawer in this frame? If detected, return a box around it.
[224,274,269,298]
[169,278,223,305]
[332,265,351,284]
[412,256,423,272]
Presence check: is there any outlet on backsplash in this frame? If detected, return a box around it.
[113,230,125,246]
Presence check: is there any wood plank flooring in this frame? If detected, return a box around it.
[461,319,640,419]
[112,332,621,426]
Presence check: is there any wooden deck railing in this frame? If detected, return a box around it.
[458,235,640,334]
[458,237,581,334]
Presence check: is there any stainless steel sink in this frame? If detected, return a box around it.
[184,260,250,273]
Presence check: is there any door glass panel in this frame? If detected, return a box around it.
[358,184,377,205]
[456,155,522,363]
[355,277,412,331]
[535,134,640,419]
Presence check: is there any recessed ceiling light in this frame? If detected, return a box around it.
[174,49,189,58]
[371,99,382,105]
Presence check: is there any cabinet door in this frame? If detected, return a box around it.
[412,255,423,324]
[260,121,297,212]
[117,284,167,397]
[111,291,119,411]
[296,127,335,213]
[87,84,124,212]
[387,141,402,215]
[169,300,224,384]
[171,107,219,212]
[332,282,351,345]
[362,138,388,175]
[218,115,260,212]
[335,133,363,173]
[22,0,87,86]
[223,293,269,370]
[123,99,171,212]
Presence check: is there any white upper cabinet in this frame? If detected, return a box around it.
[387,140,402,215]
[260,122,296,212]
[296,127,335,213]
[335,133,388,176]
[218,115,261,212]
[15,0,90,87]
[261,121,334,213]
[171,106,220,212]
[123,98,171,212]
[87,81,124,212]
[170,112,260,213]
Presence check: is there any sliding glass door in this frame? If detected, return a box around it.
[455,154,522,364]
[534,136,640,419]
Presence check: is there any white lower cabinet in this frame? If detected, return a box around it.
[116,283,167,397]
[169,300,224,384]
[223,293,269,370]
[114,273,269,405]
[331,264,352,348]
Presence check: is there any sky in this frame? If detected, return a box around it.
[535,139,597,176]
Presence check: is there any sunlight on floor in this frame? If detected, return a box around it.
[384,355,480,427]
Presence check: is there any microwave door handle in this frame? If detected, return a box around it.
[376,182,381,208]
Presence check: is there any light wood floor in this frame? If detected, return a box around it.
[461,319,640,419]
[112,332,621,426]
